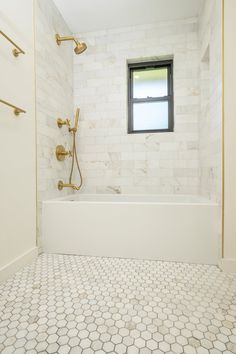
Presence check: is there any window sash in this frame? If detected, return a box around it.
[130,99,173,133]
[128,60,174,134]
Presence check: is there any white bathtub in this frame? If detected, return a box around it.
[42,194,219,264]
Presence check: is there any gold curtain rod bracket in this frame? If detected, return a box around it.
[0,30,25,57]
[0,99,26,116]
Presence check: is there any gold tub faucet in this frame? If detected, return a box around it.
[58,180,81,191]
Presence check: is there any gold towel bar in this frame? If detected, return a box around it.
[0,99,26,115]
[0,30,25,57]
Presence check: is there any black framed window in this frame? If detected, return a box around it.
[128,60,174,134]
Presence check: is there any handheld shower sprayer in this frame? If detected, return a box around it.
[69,108,80,133]
[57,108,80,133]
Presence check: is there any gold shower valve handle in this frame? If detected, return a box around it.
[57,118,71,129]
[56,145,72,161]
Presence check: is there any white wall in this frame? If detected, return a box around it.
[35,0,74,246]
[0,0,37,280]
[221,0,236,273]
[74,19,200,195]
[198,0,222,202]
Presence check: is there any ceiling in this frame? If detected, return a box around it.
[53,0,204,34]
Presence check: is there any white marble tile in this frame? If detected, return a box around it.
[198,0,222,203]
[73,18,200,196]
[35,0,74,248]
[0,254,236,353]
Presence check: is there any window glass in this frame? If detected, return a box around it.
[133,68,168,99]
[133,102,169,131]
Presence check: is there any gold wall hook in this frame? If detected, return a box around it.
[56,145,72,161]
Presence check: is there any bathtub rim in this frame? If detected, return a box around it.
[43,193,219,206]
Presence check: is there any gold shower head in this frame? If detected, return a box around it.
[56,34,87,55]
[74,41,87,55]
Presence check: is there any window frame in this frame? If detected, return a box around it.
[128,60,174,134]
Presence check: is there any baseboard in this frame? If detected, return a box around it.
[0,247,38,282]
[219,258,236,273]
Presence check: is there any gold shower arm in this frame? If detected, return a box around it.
[0,30,25,57]
[0,99,26,115]
[55,34,78,46]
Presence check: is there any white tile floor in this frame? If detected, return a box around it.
[0,254,236,354]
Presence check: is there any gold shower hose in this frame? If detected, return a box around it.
[69,129,83,190]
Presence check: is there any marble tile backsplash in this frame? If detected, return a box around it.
[35,0,74,245]
[73,19,200,195]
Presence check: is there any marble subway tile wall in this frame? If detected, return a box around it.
[74,19,200,195]
[35,0,74,245]
[199,0,222,202]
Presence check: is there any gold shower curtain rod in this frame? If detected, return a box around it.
[0,99,26,115]
[0,30,25,57]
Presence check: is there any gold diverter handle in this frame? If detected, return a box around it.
[55,145,72,161]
